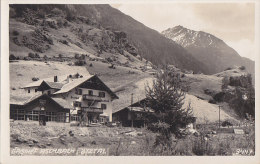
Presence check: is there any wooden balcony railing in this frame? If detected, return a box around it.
[81,107,103,113]
[82,94,102,102]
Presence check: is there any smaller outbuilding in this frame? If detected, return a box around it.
[112,98,153,127]
[10,94,71,124]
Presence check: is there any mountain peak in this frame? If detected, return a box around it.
[162,26,254,75]
[173,25,185,30]
[162,26,222,48]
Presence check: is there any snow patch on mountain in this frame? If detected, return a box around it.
[162,25,220,48]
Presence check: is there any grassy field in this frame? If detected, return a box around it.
[183,73,222,101]
[9,60,90,103]
[10,121,255,156]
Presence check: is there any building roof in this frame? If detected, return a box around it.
[23,94,43,105]
[112,93,146,113]
[53,75,119,99]
[52,97,72,109]
[53,75,94,94]
[10,95,34,105]
[22,80,44,88]
[10,94,72,110]
[22,74,80,88]
[113,106,154,114]
[44,81,64,89]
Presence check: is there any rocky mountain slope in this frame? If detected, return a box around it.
[9,4,209,74]
[10,5,151,70]
[162,26,255,75]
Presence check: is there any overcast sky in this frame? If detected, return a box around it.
[111,3,255,61]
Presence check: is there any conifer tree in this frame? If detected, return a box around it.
[145,67,195,139]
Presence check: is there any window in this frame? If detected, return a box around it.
[75,88,82,95]
[47,90,51,95]
[35,89,37,92]
[74,101,81,107]
[88,90,93,96]
[71,114,80,121]
[33,111,39,114]
[101,104,107,109]
[28,89,30,93]
[12,109,25,120]
[99,92,105,98]
[26,110,39,121]
[46,112,56,122]
[56,113,66,122]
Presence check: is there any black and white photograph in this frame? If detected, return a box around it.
[1,0,260,163]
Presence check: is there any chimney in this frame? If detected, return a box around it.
[54,76,58,82]
[66,75,72,83]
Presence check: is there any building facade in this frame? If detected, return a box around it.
[10,74,118,124]
[10,94,71,123]
[112,98,153,127]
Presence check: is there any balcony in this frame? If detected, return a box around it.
[81,107,103,113]
[82,94,102,102]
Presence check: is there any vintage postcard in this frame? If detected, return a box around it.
[1,0,260,164]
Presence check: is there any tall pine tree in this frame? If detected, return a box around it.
[145,67,195,139]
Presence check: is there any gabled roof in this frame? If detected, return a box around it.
[11,94,72,110]
[112,93,146,113]
[22,80,43,88]
[10,94,40,105]
[23,94,43,105]
[53,75,94,94]
[113,105,154,114]
[52,97,72,109]
[44,81,64,89]
[53,75,119,100]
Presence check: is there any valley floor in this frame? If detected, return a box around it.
[10,121,255,156]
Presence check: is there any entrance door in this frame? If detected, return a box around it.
[88,115,93,124]
[39,111,46,126]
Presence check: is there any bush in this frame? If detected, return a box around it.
[225,67,232,71]
[80,54,85,60]
[229,75,252,88]
[43,55,48,60]
[213,92,225,102]
[74,60,86,66]
[192,136,215,155]
[229,85,255,118]
[28,52,35,58]
[9,54,17,60]
[74,53,80,59]
[66,12,76,22]
[239,66,246,70]
[108,64,116,69]
[13,30,19,36]
[106,57,113,63]
[60,40,69,45]
[208,99,216,104]
[222,121,233,127]
[46,37,53,45]
[51,8,63,15]
[32,77,39,81]
[222,76,230,90]
[35,53,40,58]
